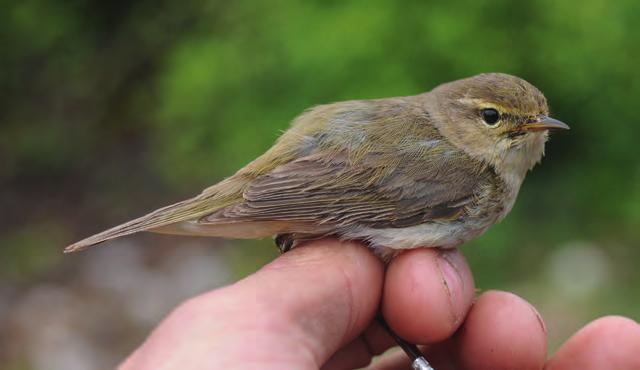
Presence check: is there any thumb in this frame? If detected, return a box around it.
[121,239,384,370]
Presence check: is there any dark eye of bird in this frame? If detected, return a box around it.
[480,108,500,125]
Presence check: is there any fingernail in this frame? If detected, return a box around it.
[436,249,465,324]
[527,302,548,335]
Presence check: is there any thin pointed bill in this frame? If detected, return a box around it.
[522,115,570,132]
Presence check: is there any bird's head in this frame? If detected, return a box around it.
[428,73,569,184]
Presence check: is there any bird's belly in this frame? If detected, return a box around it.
[344,219,491,252]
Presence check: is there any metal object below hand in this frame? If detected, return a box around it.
[376,315,435,370]
[412,357,435,370]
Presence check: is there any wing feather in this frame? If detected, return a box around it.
[202,146,490,230]
[199,99,493,230]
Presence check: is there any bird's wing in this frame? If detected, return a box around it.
[201,144,491,230]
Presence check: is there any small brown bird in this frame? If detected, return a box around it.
[65,73,568,259]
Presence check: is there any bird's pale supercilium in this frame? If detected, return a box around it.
[65,73,569,259]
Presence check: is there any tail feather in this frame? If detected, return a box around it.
[64,196,218,253]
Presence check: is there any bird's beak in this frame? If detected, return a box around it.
[522,115,570,132]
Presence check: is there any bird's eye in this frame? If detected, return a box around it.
[480,108,500,125]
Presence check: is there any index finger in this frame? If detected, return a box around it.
[382,248,475,344]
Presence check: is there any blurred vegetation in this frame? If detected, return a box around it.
[1,0,639,363]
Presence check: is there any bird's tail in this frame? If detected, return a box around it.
[64,196,220,253]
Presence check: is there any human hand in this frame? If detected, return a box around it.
[121,239,640,370]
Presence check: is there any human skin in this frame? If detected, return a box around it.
[121,239,640,370]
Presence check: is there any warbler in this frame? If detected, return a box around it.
[65,73,568,259]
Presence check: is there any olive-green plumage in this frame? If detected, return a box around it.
[65,73,568,258]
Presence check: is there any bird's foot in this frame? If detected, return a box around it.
[274,233,295,254]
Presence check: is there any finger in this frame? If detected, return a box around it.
[454,290,547,370]
[121,239,384,370]
[383,248,475,344]
[322,320,396,370]
[256,239,385,366]
[545,316,640,370]
[371,291,548,370]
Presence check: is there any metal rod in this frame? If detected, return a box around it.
[376,316,435,370]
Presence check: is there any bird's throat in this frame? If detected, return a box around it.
[491,132,547,211]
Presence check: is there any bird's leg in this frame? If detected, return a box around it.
[376,315,435,370]
[274,233,324,253]
[274,233,295,254]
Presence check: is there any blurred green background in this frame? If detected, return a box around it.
[1,0,639,368]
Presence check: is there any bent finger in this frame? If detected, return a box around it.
[454,291,547,370]
[545,316,640,370]
[383,248,475,344]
